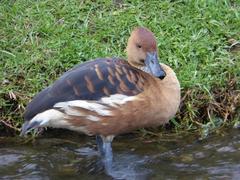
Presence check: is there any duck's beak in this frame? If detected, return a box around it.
[145,52,166,79]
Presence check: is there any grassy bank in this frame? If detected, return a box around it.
[0,0,239,136]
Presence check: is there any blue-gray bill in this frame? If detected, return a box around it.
[145,52,166,79]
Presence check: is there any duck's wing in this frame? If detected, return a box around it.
[24,58,145,121]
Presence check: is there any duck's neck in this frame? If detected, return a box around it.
[143,63,181,123]
[127,59,150,74]
[127,59,140,68]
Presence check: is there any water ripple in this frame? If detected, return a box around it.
[0,129,239,179]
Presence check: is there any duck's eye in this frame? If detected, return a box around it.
[136,44,142,49]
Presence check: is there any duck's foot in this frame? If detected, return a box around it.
[96,135,114,175]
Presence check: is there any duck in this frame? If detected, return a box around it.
[20,27,181,175]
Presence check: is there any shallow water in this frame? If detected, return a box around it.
[0,129,239,180]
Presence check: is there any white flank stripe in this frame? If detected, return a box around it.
[30,109,66,127]
[53,94,136,119]
[64,106,83,116]
[100,94,136,107]
[87,115,100,121]
[29,109,90,134]
[54,100,112,116]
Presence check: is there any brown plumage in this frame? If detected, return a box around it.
[23,58,145,122]
[66,63,180,136]
[21,27,180,175]
[22,27,180,136]
[21,27,181,136]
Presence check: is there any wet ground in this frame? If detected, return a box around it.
[0,128,239,180]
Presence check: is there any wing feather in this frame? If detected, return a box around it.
[24,58,145,121]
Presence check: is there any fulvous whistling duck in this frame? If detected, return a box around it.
[21,27,181,174]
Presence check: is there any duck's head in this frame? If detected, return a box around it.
[126,27,166,80]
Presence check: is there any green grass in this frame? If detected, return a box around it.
[0,0,240,136]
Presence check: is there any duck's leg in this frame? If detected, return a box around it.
[96,135,114,175]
